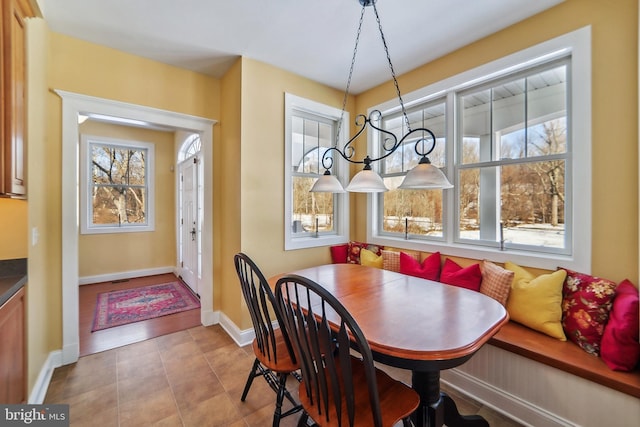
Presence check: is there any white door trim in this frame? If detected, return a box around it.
[55,90,216,364]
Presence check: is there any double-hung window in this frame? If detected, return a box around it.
[370,28,590,271]
[80,135,155,234]
[379,100,448,240]
[457,60,569,253]
[284,93,349,250]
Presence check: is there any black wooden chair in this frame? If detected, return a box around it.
[275,274,420,427]
[234,253,302,427]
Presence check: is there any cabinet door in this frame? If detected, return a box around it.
[2,0,33,197]
[0,287,26,404]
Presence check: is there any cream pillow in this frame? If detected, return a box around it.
[504,262,567,340]
[479,260,514,306]
[381,250,419,272]
[360,248,383,269]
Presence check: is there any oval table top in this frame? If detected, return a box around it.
[270,263,509,367]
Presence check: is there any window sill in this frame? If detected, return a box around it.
[80,225,155,235]
[368,235,588,273]
[285,234,348,251]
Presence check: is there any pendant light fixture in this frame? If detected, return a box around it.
[310,0,453,193]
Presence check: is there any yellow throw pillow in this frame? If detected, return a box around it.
[360,248,383,269]
[504,262,567,341]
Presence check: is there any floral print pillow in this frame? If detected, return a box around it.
[346,242,383,264]
[561,268,617,355]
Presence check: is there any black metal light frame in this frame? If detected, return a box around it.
[311,0,448,193]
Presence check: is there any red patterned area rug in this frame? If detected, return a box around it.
[91,281,200,332]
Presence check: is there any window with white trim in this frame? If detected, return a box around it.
[369,28,591,272]
[456,60,568,253]
[284,93,349,250]
[380,99,448,240]
[80,135,155,234]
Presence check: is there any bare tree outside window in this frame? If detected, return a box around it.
[80,131,156,235]
[381,102,447,238]
[90,142,148,226]
[376,59,569,253]
[291,115,337,234]
[458,62,568,250]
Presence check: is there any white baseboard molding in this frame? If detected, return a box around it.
[29,350,63,404]
[218,311,255,348]
[78,266,176,285]
[201,308,219,327]
[441,368,575,427]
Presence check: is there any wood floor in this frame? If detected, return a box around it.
[79,273,202,356]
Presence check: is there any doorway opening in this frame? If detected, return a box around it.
[177,133,203,296]
[57,90,216,365]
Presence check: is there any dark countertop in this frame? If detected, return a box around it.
[0,258,27,306]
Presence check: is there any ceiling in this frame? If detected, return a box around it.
[36,0,564,94]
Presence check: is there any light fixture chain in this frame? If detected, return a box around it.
[336,5,367,147]
[311,0,453,193]
[372,2,412,133]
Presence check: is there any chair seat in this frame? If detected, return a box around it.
[253,327,300,373]
[298,356,419,427]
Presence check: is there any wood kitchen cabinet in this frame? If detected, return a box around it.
[0,286,26,403]
[1,0,34,198]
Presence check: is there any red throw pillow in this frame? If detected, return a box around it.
[561,268,617,356]
[600,280,640,371]
[400,251,441,281]
[330,244,348,264]
[440,258,482,291]
[346,242,382,264]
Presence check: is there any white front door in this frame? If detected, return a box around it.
[179,157,199,295]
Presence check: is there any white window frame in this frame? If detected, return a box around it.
[284,93,349,250]
[367,27,591,272]
[80,134,156,234]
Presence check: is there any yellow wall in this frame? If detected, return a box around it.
[19,0,639,397]
[218,58,242,325]
[239,58,351,275]
[355,0,638,283]
[77,121,176,278]
[215,57,353,328]
[25,17,55,400]
[24,27,220,395]
[0,199,27,259]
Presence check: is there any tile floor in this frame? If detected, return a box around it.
[44,324,524,426]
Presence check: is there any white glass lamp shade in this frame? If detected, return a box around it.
[310,172,346,193]
[346,169,389,192]
[398,161,453,190]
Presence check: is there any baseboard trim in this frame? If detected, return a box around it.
[218,312,255,348]
[78,266,175,285]
[201,308,219,327]
[441,368,575,427]
[29,350,63,404]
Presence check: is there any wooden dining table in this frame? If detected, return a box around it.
[269,263,509,427]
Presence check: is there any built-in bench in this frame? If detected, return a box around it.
[329,244,640,424]
[489,321,640,399]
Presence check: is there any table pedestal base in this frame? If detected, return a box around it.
[411,371,489,427]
